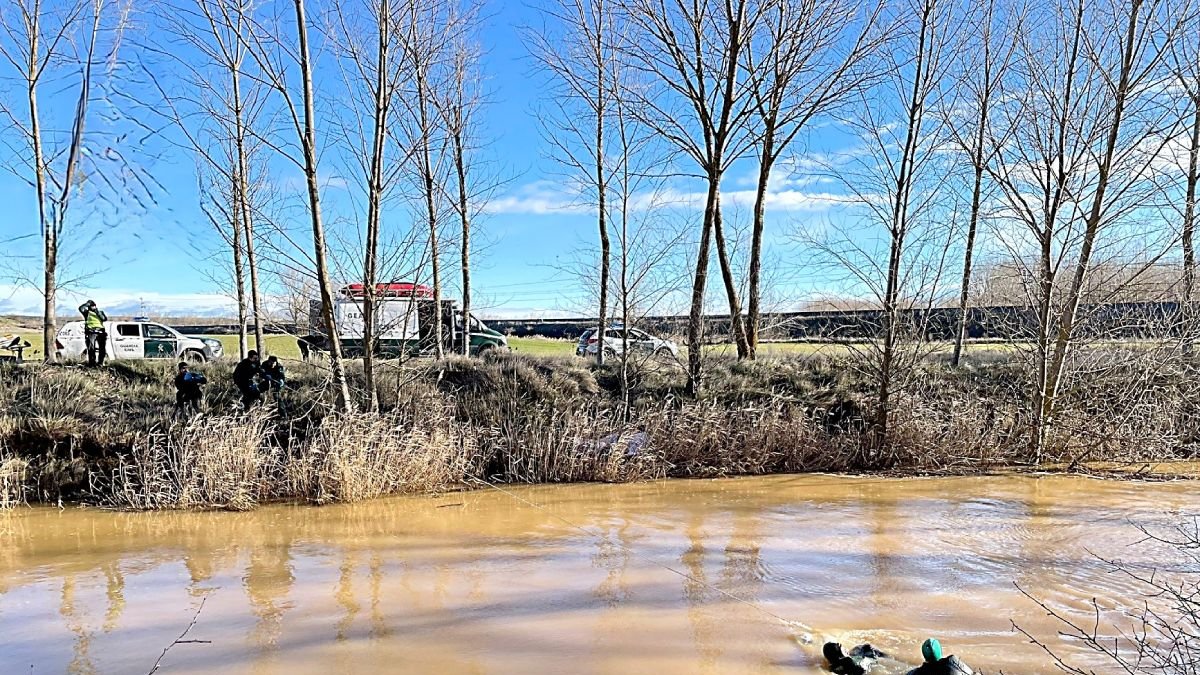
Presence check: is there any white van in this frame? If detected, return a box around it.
[55,321,224,363]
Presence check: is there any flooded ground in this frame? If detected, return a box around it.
[1,474,1195,673]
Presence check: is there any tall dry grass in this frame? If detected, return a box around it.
[286,407,476,503]
[103,413,274,511]
[0,452,27,509]
[4,350,1200,510]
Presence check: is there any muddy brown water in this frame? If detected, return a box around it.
[1,474,1195,674]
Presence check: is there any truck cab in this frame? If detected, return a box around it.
[457,313,508,355]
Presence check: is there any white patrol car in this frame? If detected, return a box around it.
[55,320,224,363]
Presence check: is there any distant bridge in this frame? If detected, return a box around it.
[168,301,1189,343]
[485,301,1190,342]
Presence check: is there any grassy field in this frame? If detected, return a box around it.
[6,329,1017,363]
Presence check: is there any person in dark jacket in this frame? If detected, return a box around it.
[905,639,974,675]
[79,300,108,367]
[174,362,207,413]
[261,355,286,394]
[824,642,888,674]
[233,350,263,410]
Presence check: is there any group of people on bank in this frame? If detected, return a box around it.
[175,349,285,413]
[824,639,973,675]
[77,301,286,413]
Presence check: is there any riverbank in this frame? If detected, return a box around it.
[1,351,1196,509]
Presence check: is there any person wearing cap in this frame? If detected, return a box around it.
[905,639,974,675]
[174,362,207,414]
[823,642,889,674]
[78,300,108,367]
[232,350,263,410]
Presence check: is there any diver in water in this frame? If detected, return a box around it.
[823,642,890,674]
[905,639,974,675]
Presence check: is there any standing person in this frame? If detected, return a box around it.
[233,349,263,411]
[78,300,108,367]
[174,362,207,414]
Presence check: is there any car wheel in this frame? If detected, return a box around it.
[183,349,207,365]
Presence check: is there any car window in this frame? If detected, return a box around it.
[116,324,140,337]
[144,324,175,339]
[579,329,595,341]
[629,329,649,340]
[605,329,624,339]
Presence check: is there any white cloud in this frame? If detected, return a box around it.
[489,170,846,217]
[485,180,592,215]
[0,284,237,317]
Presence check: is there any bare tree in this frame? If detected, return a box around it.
[620,0,766,392]
[438,17,485,358]
[1169,13,1200,352]
[943,0,1020,368]
[397,0,454,360]
[830,0,958,447]
[242,0,353,411]
[742,0,885,359]
[0,0,127,362]
[532,0,621,366]
[985,0,1195,461]
[147,0,269,360]
[323,0,409,409]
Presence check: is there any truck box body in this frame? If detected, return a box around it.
[308,283,507,357]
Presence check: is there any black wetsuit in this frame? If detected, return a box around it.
[825,643,889,675]
[906,656,974,675]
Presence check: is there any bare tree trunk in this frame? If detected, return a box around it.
[712,205,748,358]
[1182,101,1200,353]
[747,133,773,360]
[29,62,53,362]
[453,119,471,357]
[230,54,264,357]
[361,0,392,410]
[872,0,938,448]
[951,128,987,368]
[231,167,249,359]
[687,178,719,395]
[950,0,1004,368]
[595,39,610,367]
[1040,0,1144,460]
[293,0,352,412]
[416,64,444,360]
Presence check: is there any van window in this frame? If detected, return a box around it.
[144,324,174,339]
[116,324,140,337]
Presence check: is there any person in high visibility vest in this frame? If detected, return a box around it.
[79,300,108,367]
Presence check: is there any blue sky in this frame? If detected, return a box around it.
[0,0,854,320]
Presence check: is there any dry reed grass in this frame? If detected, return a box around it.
[103,413,274,511]
[286,407,476,503]
[0,452,27,509]
[3,350,1199,510]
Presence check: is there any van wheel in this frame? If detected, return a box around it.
[183,350,207,365]
[476,344,495,358]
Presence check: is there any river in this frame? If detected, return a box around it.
[0,474,1194,673]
